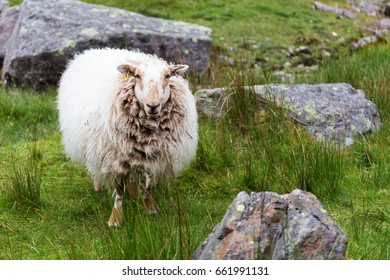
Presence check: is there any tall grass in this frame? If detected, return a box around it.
[1,144,43,210]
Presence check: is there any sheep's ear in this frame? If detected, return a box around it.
[117,64,137,77]
[170,64,189,77]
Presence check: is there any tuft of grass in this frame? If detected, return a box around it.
[1,144,43,210]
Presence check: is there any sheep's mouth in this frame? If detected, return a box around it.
[147,111,159,118]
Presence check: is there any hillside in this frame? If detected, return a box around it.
[0,0,389,260]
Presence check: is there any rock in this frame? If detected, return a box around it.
[195,83,380,146]
[0,0,8,12]
[378,18,390,30]
[352,35,378,49]
[321,49,332,57]
[313,1,356,19]
[366,27,388,37]
[296,46,312,55]
[358,1,382,15]
[2,0,212,90]
[0,5,20,66]
[193,189,347,260]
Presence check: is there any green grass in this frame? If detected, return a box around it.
[1,1,389,260]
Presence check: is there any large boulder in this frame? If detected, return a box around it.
[193,189,347,260]
[2,0,212,90]
[195,83,381,146]
[0,4,19,66]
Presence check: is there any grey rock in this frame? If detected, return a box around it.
[366,27,388,37]
[352,35,378,49]
[378,18,390,29]
[193,189,347,260]
[358,1,382,15]
[0,2,6,12]
[195,83,381,146]
[0,5,19,66]
[0,0,8,13]
[322,49,332,57]
[313,1,356,19]
[2,0,212,90]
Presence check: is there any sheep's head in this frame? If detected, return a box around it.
[117,60,188,118]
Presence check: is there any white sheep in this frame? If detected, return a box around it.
[57,48,198,227]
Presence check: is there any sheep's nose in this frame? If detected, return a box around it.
[146,103,160,113]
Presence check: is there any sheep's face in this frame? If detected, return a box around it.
[117,60,189,118]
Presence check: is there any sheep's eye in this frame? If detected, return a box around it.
[165,74,171,79]
[134,74,141,79]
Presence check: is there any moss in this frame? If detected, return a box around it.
[80,28,98,37]
[65,39,76,48]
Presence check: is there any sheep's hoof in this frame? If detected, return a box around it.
[94,181,104,192]
[108,207,123,228]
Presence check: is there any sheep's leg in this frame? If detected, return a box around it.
[143,174,156,215]
[127,181,138,200]
[93,180,104,192]
[107,184,124,228]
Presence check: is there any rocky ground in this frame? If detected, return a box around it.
[214,1,390,82]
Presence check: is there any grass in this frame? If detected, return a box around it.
[2,144,42,210]
[1,1,389,260]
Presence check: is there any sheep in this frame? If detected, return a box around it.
[57,48,198,227]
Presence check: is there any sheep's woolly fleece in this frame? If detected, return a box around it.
[58,48,198,186]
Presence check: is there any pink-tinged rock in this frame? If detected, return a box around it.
[193,189,347,260]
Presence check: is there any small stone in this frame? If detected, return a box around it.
[322,49,331,57]
[296,46,312,55]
